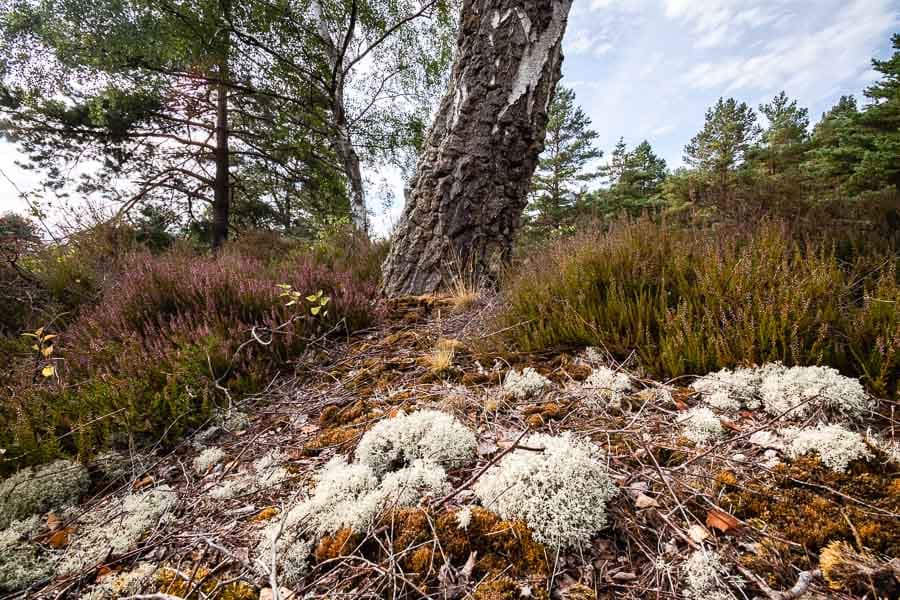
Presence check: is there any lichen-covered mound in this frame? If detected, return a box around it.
[474,432,616,547]
[253,409,476,587]
[0,459,89,528]
[59,486,178,575]
[691,363,873,419]
[355,408,477,475]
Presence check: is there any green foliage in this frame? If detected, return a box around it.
[583,139,668,219]
[754,91,810,176]
[527,86,602,233]
[497,218,899,398]
[684,97,762,188]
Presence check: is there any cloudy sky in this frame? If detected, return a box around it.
[562,0,898,170]
[1,0,898,234]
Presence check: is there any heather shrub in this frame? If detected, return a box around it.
[497,218,899,398]
[1,248,378,469]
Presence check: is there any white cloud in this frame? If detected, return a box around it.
[682,0,897,99]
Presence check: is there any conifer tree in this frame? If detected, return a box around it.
[684,97,762,192]
[756,91,810,175]
[529,85,602,230]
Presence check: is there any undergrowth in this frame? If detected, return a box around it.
[497,218,899,397]
[1,247,379,472]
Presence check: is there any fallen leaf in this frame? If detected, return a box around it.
[688,524,710,543]
[259,587,298,600]
[611,571,638,582]
[133,475,154,491]
[299,424,319,434]
[48,529,70,548]
[720,417,741,433]
[635,493,659,509]
[706,509,740,533]
[674,399,689,411]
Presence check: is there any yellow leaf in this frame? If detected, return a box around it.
[41,345,54,358]
[310,306,321,315]
[305,294,319,302]
[35,327,44,337]
[41,365,55,378]
[43,334,57,342]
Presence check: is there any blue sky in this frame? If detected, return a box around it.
[561,0,899,171]
[1,0,898,234]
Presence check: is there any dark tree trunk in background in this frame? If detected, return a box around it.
[381,0,573,296]
[211,0,231,250]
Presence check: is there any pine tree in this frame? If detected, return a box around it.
[684,97,762,191]
[590,139,667,217]
[529,85,602,230]
[756,91,810,175]
[619,141,668,197]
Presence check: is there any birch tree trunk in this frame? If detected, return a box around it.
[313,0,369,235]
[381,0,573,296]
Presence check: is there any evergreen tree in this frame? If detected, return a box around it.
[756,91,810,175]
[529,85,602,230]
[619,140,668,197]
[590,138,667,217]
[684,97,762,191]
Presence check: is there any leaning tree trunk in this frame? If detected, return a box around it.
[381,0,573,296]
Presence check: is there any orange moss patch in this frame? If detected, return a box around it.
[252,507,280,522]
[315,528,362,563]
[723,454,900,585]
[472,576,549,600]
[523,401,572,426]
[158,567,255,600]
[302,426,360,456]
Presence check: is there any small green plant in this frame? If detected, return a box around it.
[21,327,58,380]
[278,284,330,317]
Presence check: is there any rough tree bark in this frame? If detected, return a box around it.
[381,0,573,296]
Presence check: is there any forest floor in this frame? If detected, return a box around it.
[19,296,900,600]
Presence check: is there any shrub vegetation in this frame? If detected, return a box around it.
[496,217,899,398]
[1,244,380,471]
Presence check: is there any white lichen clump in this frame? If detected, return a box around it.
[679,407,724,445]
[759,365,871,418]
[0,459,90,528]
[473,432,616,547]
[455,506,473,530]
[682,549,736,600]
[692,363,872,419]
[254,410,474,583]
[503,367,552,400]
[782,424,873,472]
[193,447,226,474]
[254,450,290,487]
[691,365,768,410]
[355,409,477,475]
[0,515,52,592]
[58,486,177,575]
[583,367,633,408]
